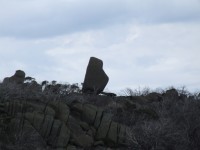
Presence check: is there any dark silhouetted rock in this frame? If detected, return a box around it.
[11,70,25,84]
[14,70,25,78]
[3,70,25,84]
[82,57,109,95]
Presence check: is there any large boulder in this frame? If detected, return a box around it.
[3,70,25,84]
[82,57,109,95]
[11,70,25,84]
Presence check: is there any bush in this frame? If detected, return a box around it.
[126,88,200,150]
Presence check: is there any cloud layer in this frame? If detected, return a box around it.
[0,0,200,38]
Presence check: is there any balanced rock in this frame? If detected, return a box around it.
[82,57,109,95]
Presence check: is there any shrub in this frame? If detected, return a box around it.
[126,88,200,150]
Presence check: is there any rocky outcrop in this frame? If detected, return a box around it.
[3,70,25,84]
[0,69,134,149]
[82,57,109,95]
[0,99,133,149]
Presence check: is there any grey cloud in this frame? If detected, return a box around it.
[0,0,200,38]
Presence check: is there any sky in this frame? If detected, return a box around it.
[0,0,200,94]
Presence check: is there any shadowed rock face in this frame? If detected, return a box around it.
[82,57,109,95]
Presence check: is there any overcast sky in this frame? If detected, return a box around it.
[0,0,200,93]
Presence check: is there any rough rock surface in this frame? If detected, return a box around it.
[0,100,131,149]
[82,57,109,95]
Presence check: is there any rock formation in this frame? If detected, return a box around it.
[1,69,198,150]
[3,70,25,84]
[82,57,109,95]
[0,99,132,149]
